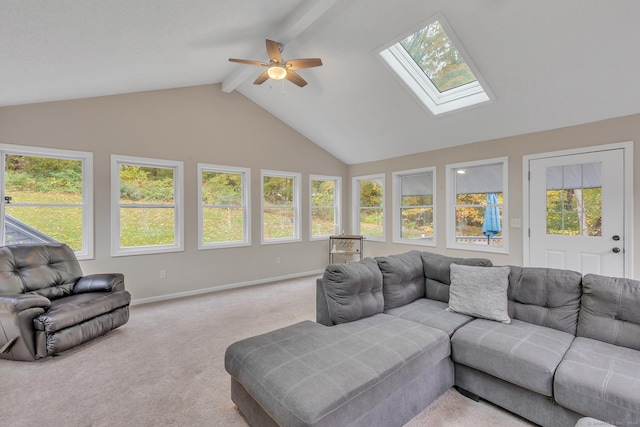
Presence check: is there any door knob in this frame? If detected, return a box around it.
[612,247,621,253]
[612,235,620,241]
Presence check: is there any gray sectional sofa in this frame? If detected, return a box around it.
[225,250,640,426]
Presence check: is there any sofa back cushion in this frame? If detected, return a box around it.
[375,250,424,310]
[507,266,582,335]
[322,258,384,325]
[0,244,83,299]
[577,274,640,351]
[420,252,493,302]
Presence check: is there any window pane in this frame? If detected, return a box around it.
[4,154,84,250]
[202,207,244,243]
[455,206,502,246]
[5,206,83,250]
[202,172,243,206]
[360,208,383,237]
[584,188,602,237]
[120,165,174,204]
[399,20,477,92]
[311,180,334,207]
[359,179,383,207]
[312,207,335,236]
[264,208,294,239]
[263,176,294,206]
[401,207,433,239]
[120,207,175,247]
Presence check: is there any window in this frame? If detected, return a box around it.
[446,158,508,253]
[310,175,341,240]
[353,174,385,241]
[1,144,93,260]
[392,167,435,246]
[198,164,250,249]
[261,170,301,244]
[111,155,183,256]
[379,13,492,115]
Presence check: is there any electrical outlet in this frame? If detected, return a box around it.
[276,257,281,264]
[160,270,166,279]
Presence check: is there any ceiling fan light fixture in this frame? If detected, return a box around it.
[267,65,287,80]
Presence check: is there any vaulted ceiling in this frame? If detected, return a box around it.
[2,0,640,164]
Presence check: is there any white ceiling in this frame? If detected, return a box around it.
[2,0,640,165]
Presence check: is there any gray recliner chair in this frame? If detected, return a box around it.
[0,243,131,361]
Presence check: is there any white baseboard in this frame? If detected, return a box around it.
[130,269,324,306]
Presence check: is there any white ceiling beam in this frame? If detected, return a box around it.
[221,0,340,93]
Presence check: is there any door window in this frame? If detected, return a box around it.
[546,162,602,236]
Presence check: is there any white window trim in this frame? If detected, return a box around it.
[378,13,494,116]
[446,157,508,254]
[197,163,251,250]
[392,167,436,247]
[111,154,184,257]
[261,169,301,245]
[309,174,342,241]
[0,143,94,260]
[352,173,386,242]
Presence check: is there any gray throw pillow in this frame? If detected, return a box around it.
[448,264,511,324]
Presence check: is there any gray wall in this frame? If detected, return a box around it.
[348,114,639,278]
[0,84,347,302]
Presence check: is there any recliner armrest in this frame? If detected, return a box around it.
[73,273,125,294]
[0,294,51,314]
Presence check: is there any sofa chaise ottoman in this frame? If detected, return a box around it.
[225,258,453,427]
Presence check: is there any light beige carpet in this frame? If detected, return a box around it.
[0,275,534,427]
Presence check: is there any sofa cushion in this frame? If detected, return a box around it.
[225,314,450,427]
[33,291,131,332]
[375,250,424,310]
[448,264,511,323]
[322,258,384,325]
[0,244,83,299]
[384,298,473,336]
[577,274,640,351]
[451,318,574,396]
[508,266,582,335]
[555,337,640,424]
[421,252,492,302]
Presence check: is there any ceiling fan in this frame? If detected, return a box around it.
[229,39,322,87]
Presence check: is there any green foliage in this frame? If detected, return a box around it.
[119,165,174,203]
[5,155,83,195]
[311,179,335,207]
[359,179,383,207]
[263,176,294,206]
[202,172,243,205]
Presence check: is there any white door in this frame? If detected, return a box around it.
[529,149,625,276]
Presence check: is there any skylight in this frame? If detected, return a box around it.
[379,14,492,116]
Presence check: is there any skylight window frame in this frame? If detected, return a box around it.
[378,13,494,116]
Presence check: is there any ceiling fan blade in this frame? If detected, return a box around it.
[285,58,323,69]
[285,69,308,87]
[253,70,270,85]
[265,39,282,63]
[229,58,269,67]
